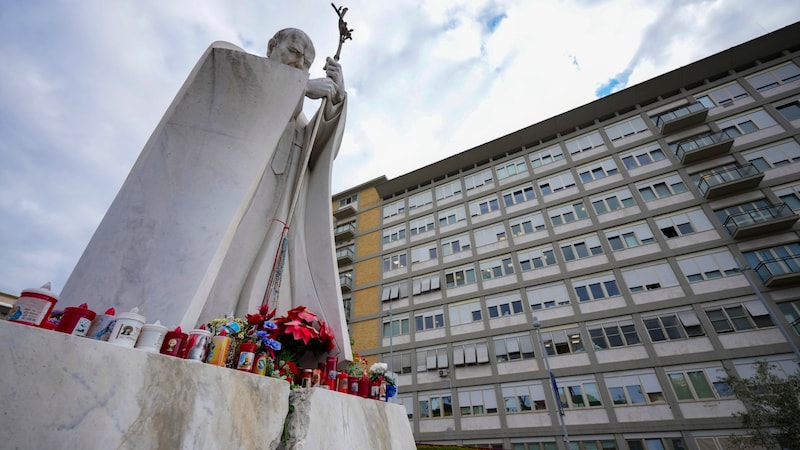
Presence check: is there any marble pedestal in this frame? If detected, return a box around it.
[0,320,415,450]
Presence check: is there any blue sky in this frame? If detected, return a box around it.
[1,0,799,296]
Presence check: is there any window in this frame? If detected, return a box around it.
[605,372,664,404]
[573,273,620,302]
[441,234,471,256]
[643,311,705,341]
[414,308,444,331]
[397,395,414,419]
[408,190,432,211]
[382,224,406,244]
[565,131,604,155]
[339,270,352,289]
[527,282,570,310]
[469,195,500,217]
[637,174,687,202]
[438,206,467,227]
[743,139,800,171]
[411,242,438,264]
[626,438,686,450]
[517,245,557,271]
[605,116,648,141]
[416,346,448,371]
[557,377,602,408]
[474,223,508,247]
[480,256,515,281]
[677,249,740,282]
[591,188,635,215]
[713,199,771,225]
[560,234,603,261]
[464,170,494,191]
[745,61,800,92]
[502,381,547,412]
[776,183,800,211]
[383,316,409,337]
[705,301,774,333]
[452,340,490,366]
[605,222,656,250]
[380,281,408,302]
[577,158,619,183]
[383,199,405,219]
[486,292,524,318]
[445,266,477,288]
[382,350,412,375]
[383,252,407,272]
[448,299,482,326]
[656,208,713,239]
[435,180,462,201]
[744,243,800,282]
[496,158,528,180]
[696,81,749,108]
[622,262,679,292]
[778,300,800,335]
[540,327,584,355]
[716,108,778,138]
[620,143,666,170]
[509,212,546,237]
[502,183,536,207]
[412,273,442,295]
[588,319,640,349]
[549,201,589,226]
[777,100,800,121]
[338,193,358,208]
[409,215,435,235]
[539,171,577,195]
[493,332,536,362]
[667,366,732,400]
[529,145,564,168]
[458,388,499,416]
[419,391,453,418]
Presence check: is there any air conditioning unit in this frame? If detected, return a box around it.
[438,369,449,377]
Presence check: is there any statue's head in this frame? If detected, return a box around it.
[267,28,315,72]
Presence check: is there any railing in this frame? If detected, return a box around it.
[336,247,355,260]
[674,131,732,161]
[723,203,797,235]
[339,275,353,290]
[334,222,356,235]
[655,102,707,129]
[753,255,800,284]
[697,164,761,196]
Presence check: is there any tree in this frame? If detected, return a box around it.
[724,360,800,450]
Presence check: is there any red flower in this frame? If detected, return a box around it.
[245,313,264,325]
[317,321,336,353]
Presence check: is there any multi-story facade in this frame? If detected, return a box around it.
[333,23,800,450]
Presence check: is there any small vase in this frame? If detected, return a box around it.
[385,384,397,401]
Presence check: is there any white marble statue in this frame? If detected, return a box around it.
[61,28,353,361]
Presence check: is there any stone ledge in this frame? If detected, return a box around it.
[0,320,414,449]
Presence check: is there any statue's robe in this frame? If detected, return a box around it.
[61,42,352,361]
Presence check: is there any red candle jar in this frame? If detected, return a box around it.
[160,329,188,357]
[336,372,349,392]
[325,356,338,389]
[55,304,97,336]
[370,377,382,399]
[348,375,359,395]
[251,353,269,375]
[236,343,257,371]
[7,285,58,328]
[359,373,370,398]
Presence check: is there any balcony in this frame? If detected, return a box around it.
[339,275,353,292]
[336,247,355,265]
[334,222,356,241]
[333,203,357,220]
[723,203,798,239]
[673,131,734,164]
[753,255,800,287]
[655,103,709,134]
[697,164,764,199]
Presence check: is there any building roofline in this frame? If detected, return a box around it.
[376,21,800,199]
[333,175,387,199]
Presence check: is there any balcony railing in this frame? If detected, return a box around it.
[334,222,356,241]
[723,203,799,239]
[339,275,353,292]
[336,247,355,265]
[673,131,734,164]
[333,203,357,220]
[697,164,764,199]
[655,103,708,134]
[753,255,800,287]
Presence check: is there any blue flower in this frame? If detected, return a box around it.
[262,320,277,330]
[265,338,282,351]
